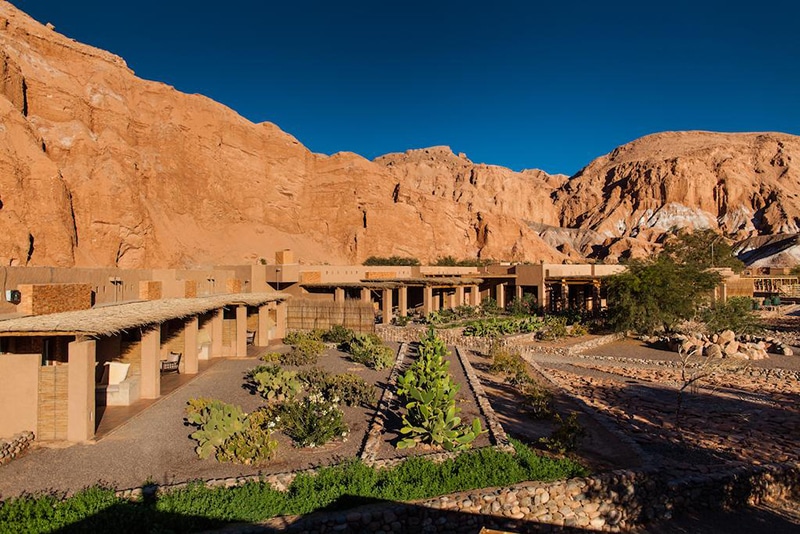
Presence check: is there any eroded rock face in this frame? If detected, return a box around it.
[0,2,572,267]
[555,131,800,261]
[0,2,799,268]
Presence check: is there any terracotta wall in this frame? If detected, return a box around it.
[0,354,39,439]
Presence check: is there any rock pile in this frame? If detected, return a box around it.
[660,329,795,360]
[0,431,34,466]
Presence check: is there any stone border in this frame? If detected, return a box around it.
[255,461,800,533]
[0,431,34,466]
[359,342,409,465]
[455,346,512,452]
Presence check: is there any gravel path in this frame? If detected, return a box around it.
[0,359,271,499]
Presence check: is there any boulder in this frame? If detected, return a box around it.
[704,344,723,359]
[723,341,740,356]
[718,330,736,345]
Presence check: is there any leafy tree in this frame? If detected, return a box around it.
[605,257,721,335]
[702,296,762,334]
[661,229,744,272]
[362,256,420,266]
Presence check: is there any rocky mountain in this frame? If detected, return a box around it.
[555,131,800,261]
[0,2,799,269]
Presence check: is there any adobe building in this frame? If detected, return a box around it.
[262,250,625,324]
[0,279,287,444]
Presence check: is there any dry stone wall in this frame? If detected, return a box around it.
[257,462,799,533]
[0,431,34,466]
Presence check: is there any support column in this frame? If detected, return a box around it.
[496,283,506,309]
[67,339,96,442]
[236,305,247,358]
[382,288,393,325]
[211,309,223,358]
[432,289,440,312]
[140,325,161,399]
[455,286,465,307]
[537,284,547,310]
[334,287,345,303]
[470,285,480,307]
[275,301,287,340]
[516,285,524,301]
[560,280,568,311]
[398,286,408,317]
[423,286,434,316]
[361,287,371,303]
[184,316,199,375]
[257,304,271,346]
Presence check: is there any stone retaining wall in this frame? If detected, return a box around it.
[260,462,800,533]
[0,431,34,466]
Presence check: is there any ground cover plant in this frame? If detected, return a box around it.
[187,326,387,462]
[0,440,585,532]
[343,333,395,370]
[184,399,278,464]
[396,328,484,450]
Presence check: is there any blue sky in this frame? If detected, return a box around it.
[12,0,800,175]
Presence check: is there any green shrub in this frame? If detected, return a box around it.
[539,412,585,454]
[362,256,420,266]
[321,325,355,345]
[463,316,544,337]
[260,351,282,363]
[247,364,302,402]
[277,392,349,448]
[394,314,410,327]
[216,408,279,465]
[480,297,502,316]
[570,322,589,337]
[702,296,763,335]
[345,333,395,370]
[396,328,484,451]
[284,330,323,345]
[519,382,553,419]
[324,373,376,407]
[296,366,331,391]
[488,347,528,380]
[537,316,569,341]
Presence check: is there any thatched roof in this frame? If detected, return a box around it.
[0,293,288,337]
[365,277,484,287]
[302,281,402,289]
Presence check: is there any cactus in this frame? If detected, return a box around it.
[396,328,484,451]
[186,399,247,459]
[249,364,302,402]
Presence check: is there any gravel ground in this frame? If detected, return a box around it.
[0,349,394,499]
[0,359,270,498]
